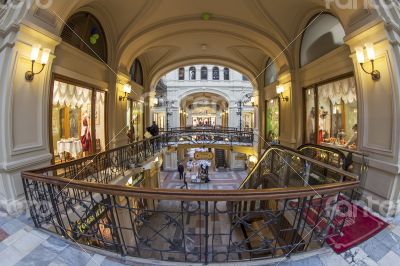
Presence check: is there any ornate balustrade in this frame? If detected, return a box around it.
[21,140,359,264]
[162,127,254,146]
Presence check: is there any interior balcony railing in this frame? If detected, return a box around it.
[21,138,359,264]
[161,126,254,146]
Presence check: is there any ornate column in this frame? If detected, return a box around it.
[0,16,61,213]
[345,15,400,215]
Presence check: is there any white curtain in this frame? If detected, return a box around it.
[53,81,92,108]
[318,77,357,105]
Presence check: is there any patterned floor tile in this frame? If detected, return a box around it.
[1,219,26,235]
[359,237,390,262]
[377,251,400,265]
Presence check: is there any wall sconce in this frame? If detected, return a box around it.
[276,85,289,102]
[153,97,159,107]
[25,44,51,81]
[250,96,258,107]
[119,84,132,101]
[355,43,381,81]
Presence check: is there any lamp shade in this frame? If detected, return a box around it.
[355,47,365,64]
[365,43,376,61]
[276,85,284,94]
[41,48,51,65]
[123,84,132,94]
[30,44,41,61]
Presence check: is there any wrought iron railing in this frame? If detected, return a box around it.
[162,127,254,146]
[240,145,357,190]
[21,140,359,264]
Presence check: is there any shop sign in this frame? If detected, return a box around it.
[195,152,214,160]
[72,198,111,240]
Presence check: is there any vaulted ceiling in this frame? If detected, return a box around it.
[28,0,376,88]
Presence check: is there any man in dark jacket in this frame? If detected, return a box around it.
[178,162,185,180]
[147,121,160,136]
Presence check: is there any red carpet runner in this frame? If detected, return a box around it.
[289,197,388,253]
[326,199,388,253]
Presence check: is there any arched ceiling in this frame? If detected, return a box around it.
[181,92,229,109]
[30,0,376,89]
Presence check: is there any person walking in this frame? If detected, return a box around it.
[180,172,188,189]
[178,162,185,180]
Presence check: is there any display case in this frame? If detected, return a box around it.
[266,97,280,143]
[304,76,358,150]
[50,77,107,163]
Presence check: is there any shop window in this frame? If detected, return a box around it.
[127,99,144,141]
[95,91,106,153]
[201,67,208,80]
[61,12,108,63]
[266,98,280,143]
[189,67,196,80]
[212,67,220,80]
[51,79,107,163]
[224,68,230,80]
[304,88,316,143]
[304,77,358,149]
[130,59,143,86]
[178,68,185,80]
[153,113,165,131]
[244,113,254,130]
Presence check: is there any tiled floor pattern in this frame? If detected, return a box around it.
[2,208,400,265]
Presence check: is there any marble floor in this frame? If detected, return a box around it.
[1,208,400,265]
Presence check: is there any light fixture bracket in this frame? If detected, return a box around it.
[360,60,381,81]
[25,60,46,82]
[119,93,128,101]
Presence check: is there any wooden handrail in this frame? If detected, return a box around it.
[22,137,359,202]
[21,171,359,201]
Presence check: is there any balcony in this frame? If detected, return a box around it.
[21,135,359,264]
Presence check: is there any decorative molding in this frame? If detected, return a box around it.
[0,153,52,172]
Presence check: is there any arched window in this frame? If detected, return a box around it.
[179,68,185,80]
[212,67,220,80]
[242,75,249,81]
[189,67,196,80]
[300,13,345,67]
[201,67,208,80]
[264,58,277,86]
[224,68,230,80]
[61,12,108,63]
[130,59,143,85]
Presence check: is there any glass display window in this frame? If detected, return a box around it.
[304,76,358,150]
[51,78,107,163]
[266,98,280,143]
[127,100,144,141]
[304,88,316,143]
[244,112,254,130]
[95,91,106,152]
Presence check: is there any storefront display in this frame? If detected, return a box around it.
[304,76,358,149]
[193,116,216,127]
[51,79,107,163]
[244,112,254,130]
[266,98,280,142]
[127,100,144,141]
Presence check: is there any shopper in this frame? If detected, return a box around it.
[146,121,160,136]
[178,162,185,180]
